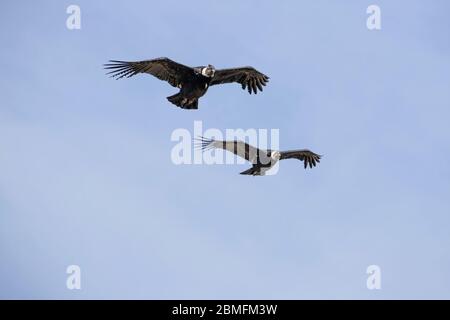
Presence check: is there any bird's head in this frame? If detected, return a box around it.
[271,151,281,161]
[201,64,216,78]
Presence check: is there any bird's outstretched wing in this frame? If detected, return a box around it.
[280,150,322,169]
[209,67,269,94]
[195,137,265,164]
[104,57,195,88]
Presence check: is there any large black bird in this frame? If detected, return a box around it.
[104,57,269,110]
[196,137,322,176]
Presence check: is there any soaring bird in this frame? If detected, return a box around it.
[196,137,322,176]
[104,57,269,110]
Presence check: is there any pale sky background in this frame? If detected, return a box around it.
[1,0,450,299]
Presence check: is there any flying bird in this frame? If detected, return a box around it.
[196,137,322,176]
[104,57,269,110]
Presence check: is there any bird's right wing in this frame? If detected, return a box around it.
[196,137,263,163]
[209,67,269,94]
[280,150,321,169]
[104,57,195,88]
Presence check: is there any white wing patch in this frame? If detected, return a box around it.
[213,140,260,163]
[196,137,272,166]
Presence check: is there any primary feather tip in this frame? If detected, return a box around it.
[194,136,215,152]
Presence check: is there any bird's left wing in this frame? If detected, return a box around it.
[196,137,263,163]
[104,57,195,88]
[280,150,322,169]
[209,67,269,94]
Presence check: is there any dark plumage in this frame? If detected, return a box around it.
[196,137,321,176]
[104,57,269,110]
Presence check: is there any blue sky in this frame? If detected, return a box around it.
[1,0,450,299]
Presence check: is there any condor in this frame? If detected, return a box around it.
[104,57,269,110]
[196,137,322,176]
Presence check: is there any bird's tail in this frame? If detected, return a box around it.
[239,166,262,176]
[167,94,198,110]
